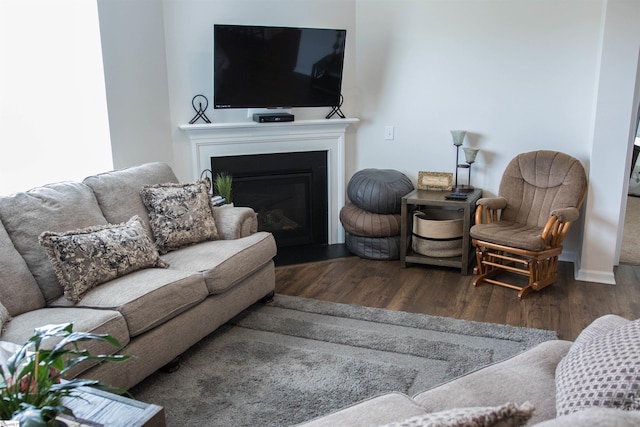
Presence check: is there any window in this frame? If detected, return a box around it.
[0,0,112,196]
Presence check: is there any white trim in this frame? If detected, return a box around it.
[179,119,359,244]
[575,268,616,285]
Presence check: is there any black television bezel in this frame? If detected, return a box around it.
[213,24,346,110]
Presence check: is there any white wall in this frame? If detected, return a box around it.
[354,0,602,264]
[0,0,112,195]
[97,0,174,170]
[578,0,640,284]
[160,0,357,181]
[97,0,640,283]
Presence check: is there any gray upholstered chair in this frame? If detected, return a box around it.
[470,150,587,298]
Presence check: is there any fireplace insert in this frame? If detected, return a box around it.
[211,151,328,247]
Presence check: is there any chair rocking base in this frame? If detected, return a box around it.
[472,240,562,299]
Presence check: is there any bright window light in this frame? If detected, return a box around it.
[0,0,113,196]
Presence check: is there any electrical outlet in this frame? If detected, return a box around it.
[385,125,394,140]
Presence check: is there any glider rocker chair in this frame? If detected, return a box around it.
[470,150,587,298]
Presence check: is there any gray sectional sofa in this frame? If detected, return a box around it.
[0,162,277,390]
[300,314,640,427]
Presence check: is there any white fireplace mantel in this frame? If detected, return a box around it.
[179,118,359,244]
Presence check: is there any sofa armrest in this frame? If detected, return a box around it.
[533,407,640,426]
[212,206,258,240]
[413,340,573,425]
[295,392,429,427]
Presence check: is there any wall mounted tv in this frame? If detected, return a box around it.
[214,24,346,109]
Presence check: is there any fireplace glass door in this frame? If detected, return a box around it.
[211,151,328,247]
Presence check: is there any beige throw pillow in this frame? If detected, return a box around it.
[380,402,534,427]
[39,216,168,303]
[140,181,219,253]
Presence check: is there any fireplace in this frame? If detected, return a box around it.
[180,118,358,245]
[211,151,328,247]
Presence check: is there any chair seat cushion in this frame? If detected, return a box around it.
[470,221,545,251]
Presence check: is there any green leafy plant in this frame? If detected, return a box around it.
[0,323,129,426]
[214,173,233,204]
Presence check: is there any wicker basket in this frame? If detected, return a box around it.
[411,209,463,257]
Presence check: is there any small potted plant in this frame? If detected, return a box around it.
[214,172,233,205]
[0,323,129,426]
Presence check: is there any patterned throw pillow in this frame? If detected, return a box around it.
[380,402,534,427]
[556,319,640,416]
[140,181,218,253]
[39,216,168,303]
[0,302,11,334]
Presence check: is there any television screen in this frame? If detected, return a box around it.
[214,24,346,109]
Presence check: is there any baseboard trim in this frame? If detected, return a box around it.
[575,268,616,285]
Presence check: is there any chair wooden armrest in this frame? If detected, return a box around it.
[475,197,507,224]
[541,210,577,248]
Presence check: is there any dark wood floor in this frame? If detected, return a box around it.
[275,257,640,341]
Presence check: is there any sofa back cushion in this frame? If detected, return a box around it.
[83,162,179,238]
[0,182,109,304]
[0,219,46,315]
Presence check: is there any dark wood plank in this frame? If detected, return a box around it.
[275,258,640,341]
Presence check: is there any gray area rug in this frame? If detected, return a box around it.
[130,294,557,427]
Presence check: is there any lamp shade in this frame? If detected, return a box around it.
[450,130,466,146]
[463,148,479,163]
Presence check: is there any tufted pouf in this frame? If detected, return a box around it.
[340,203,402,238]
[345,233,401,260]
[347,169,414,214]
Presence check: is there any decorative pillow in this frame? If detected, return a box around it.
[0,302,11,334]
[140,181,218,253]
[556,318,640,416]
[39,216,169,303]
[380,402,534,427]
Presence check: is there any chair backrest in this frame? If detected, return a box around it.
[499,150,587,227]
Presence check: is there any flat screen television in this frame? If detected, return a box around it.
[214,24,346,109]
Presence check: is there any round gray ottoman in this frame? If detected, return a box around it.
[345,233,401,260]
[347,169,413,214]
[340,203,401,237]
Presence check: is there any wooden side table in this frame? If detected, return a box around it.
[400,188,482,274]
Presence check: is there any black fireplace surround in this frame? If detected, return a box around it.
[211,151,328,247]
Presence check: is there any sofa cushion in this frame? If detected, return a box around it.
[0,219,46,315]
[83,162,179,239]
[297,392,429,427]
[556,318,640,416]
[39,216,169,303]
[49,268,208,337]
[534,407,640,426]
[413,340,571,425]
[0,182,109,303]
[381,401,534,427]
[140,181,218,253]
[161,232,277,294]
[1,307,129,378]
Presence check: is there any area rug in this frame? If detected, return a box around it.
[129,294,557,427]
